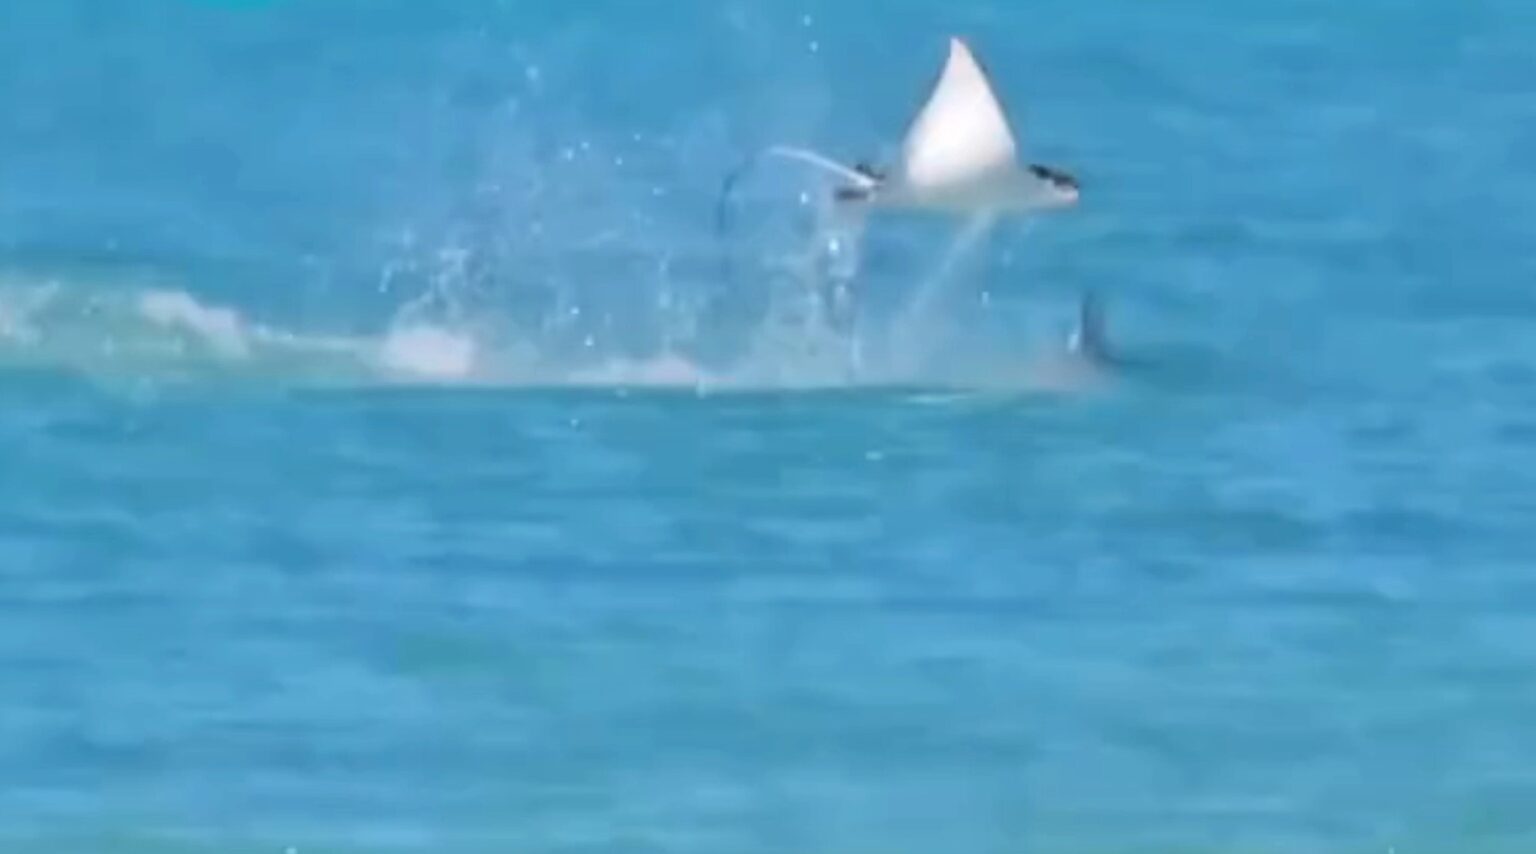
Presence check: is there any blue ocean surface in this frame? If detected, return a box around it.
[4,1,1536,851]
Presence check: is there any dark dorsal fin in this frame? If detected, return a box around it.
[1068,290,1108,361]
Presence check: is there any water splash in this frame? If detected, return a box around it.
[0,264,1095,395]
[0,114,1086,400]
[376,324,479,382]
[883,213,998,373]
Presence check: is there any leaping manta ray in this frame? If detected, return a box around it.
[718,36,1080,248]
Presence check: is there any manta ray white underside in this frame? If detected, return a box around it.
[754,37,1079,218]
[866,36,1078,214]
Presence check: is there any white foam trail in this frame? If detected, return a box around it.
[569,353,715,389]
[136,289,252,358]
[376,324,479,381]
[0,270,1107,395]
[0,279,378,381]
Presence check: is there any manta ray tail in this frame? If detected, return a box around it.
[715,146,880,240]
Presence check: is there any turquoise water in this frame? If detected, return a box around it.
[5,1,1536,851]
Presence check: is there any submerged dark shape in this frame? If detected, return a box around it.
[834,185,872,202]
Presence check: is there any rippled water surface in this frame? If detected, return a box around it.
[3,1,1536,851]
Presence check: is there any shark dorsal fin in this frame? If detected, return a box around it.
[1068,291,1108,360]
[899,37,1020,192]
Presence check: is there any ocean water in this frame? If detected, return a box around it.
[4,0,1536,851]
